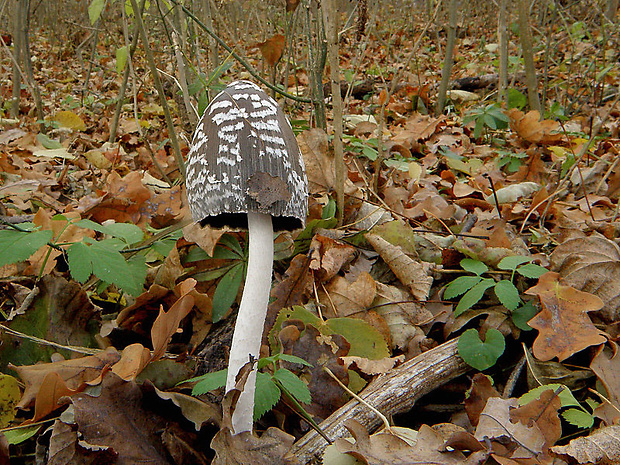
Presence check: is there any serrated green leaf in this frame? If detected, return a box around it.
[458,328,505,371]
[116,45,128,74]
[454,278,495,316]
[67,239,146,296]
[212,263,244,322]
[277,354,313,367]
[497,255,532,271]
[254,372,281,420]
[517,263,548,279]
[191,369,227,395]
[88,0,105,24]
[561,408,594,428]
[460,259,488,276]
[75,219,144,245]
[444,276,482,300]
[0,229,53,267]
[519,384,581,408]
[494,280,521,311]
[274,368,311,405]
[66,242,93,283]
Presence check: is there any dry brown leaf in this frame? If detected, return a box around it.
[465,373,500,427]
[309,234,357,282]
[151,278,196,361]
[510,389,562,452]
[334,419,465,465]
[475,397,545,460]
[525,272,607,361]
[211,426,296,465]
[256,34,286,67]
[267,254,313,328]
[110,343,151,381]
[507,109,563,145]
[550,233,620,323]
[372,282,431,352]
[590,343,620,424]
[182,222,228,257]
[67,373,172,463]
[298,129,335,194]
[12,347,121,409]
[338,354,404,376]
[391,113,447,147]
[551,425,620,464]
[28,372,78,423]
[320,272,376,317]
[366,233,434,301]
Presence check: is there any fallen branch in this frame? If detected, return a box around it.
[288,338,469,464]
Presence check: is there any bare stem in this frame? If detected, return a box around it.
[225,212,274,434]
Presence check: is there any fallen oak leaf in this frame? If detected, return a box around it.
[151,278,196,361]
[338,355,405,378]
[551,425,620,464]
[525,272,607,361]
[506,109,563,145]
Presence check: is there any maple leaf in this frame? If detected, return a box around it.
[525,272,607,361]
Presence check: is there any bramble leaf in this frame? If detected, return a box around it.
[497,255,532,271]
[274,368,311,405]
[454,278,495,316]
[460,258,488,276]
[562,408,594,428]
[0,228,53,267]
[444,276,481,300]
[191,369,227,395]
[254,372,281,420]
[494,280,521,311]
[516,263,548,279]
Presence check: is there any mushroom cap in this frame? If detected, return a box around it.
[185,80,308,231]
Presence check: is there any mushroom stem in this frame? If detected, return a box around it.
[225,211,274,434]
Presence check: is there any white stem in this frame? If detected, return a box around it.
[225,211,274,434]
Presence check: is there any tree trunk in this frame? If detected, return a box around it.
[435,0,458,116]
[517,0,541,112]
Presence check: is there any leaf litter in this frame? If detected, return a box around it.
[1,3,620,465]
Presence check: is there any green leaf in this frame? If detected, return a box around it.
[511,300,539,330]
[66,242,93,283]
[494,280,521,311]
[276,354,313,367]
[66,239,146,296]
[517,263,548,279]
[507,88,527,109]
[75,219,144,245]
[561,408,594,428]
[0,229,53,267]
[519,384,581,408]
[88,0,105,24]
[326,318,390,359]
[212,263,244,322]
[191,369,227,395]
[460,258,488,276]
[273,368,312,405]
[497,255,532,271]
[444,276,482,300]
[254,372,281,420]
[458,328,505,371]
[115,45,128,74]
[454,278,495,316]
[3,424,40,445]
[36,134,63,149]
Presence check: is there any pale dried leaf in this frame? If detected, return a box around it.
[366,234,435,300]
[551,426,620,464]
[550,233,620,323]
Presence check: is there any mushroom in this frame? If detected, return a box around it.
[185,80,308,434]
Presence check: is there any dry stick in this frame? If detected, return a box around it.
[435,0,458,116]
[497,0,509,105]
[172,31,198,126]
[323,0,345,226]
[289,338,469,464]
[129,0,185,178]
[517,0,541,112]
[109,0,146,143]
[171,0,314,104]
